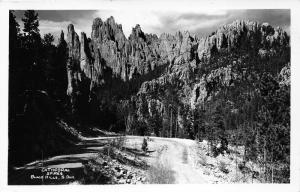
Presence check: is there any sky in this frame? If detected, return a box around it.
[13,9,290,44]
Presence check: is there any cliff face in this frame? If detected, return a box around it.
[63,17,290,131]
[197,20,289,60]
[65,18,288,88]
[66,24,81,97]
[65,17,203,93]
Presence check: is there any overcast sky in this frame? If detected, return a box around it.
[13,9,290,43]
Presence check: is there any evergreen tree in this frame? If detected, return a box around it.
[9,11,20,49]
[21,10,45,90]
[9,10,21,98]
[22,10,39,32]
[22,10,41,47]
[9,11,21,143]
[43,33,54,47]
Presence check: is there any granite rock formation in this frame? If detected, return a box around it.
[63,18,290,131]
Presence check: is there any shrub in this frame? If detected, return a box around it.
[110,136,126,150]
[197,154,207,166]
[102,145,115,157]
[81,160,112,184]
[141,137,148,153]
[218,160,229,174]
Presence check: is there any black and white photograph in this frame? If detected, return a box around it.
[1,0,300,191]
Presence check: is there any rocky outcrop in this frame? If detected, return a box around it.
[91,17,127,80]
[63,18,290,126]
[127,24,160,79]
[190,65,239,109]
[66,17,167,91]
[279,63,290,86]
[82,149,148,184]
[66,24,81,97]
[197,20,289,60]
[69,16,201,89]
[159,31,198,65]
[66,19,290,97]
[66,24,93,117]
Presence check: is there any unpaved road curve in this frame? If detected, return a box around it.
[143,136,207,184]
[13,136,207,184]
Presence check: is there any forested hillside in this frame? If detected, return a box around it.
[9,10,290,183]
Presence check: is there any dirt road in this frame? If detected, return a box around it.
[11,136,208,184]
[136,136,207,184]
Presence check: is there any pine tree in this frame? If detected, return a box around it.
[9,11,20,49]
[9,10,21,131]
[21,10,44,90]
[22,10,39,34]
[43,33,54,47]
[22,10,41,49]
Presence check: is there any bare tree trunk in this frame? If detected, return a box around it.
[235,138,238,179]
[124,116,128,135]
[170,107,172,138]
[235,117,238,179]
[271,151,274,183]
[175,108,177,138]
[207,140,210,156]
[264,138,267,182]
[244,122,248,162]
[271,164,274,183]
[162,105,166,137]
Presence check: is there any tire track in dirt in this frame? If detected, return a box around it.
[148,137,207,184]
